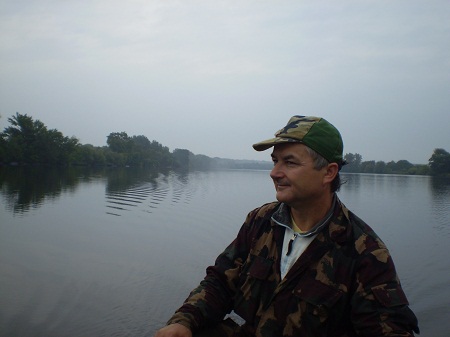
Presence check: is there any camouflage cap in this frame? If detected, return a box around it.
[252,115,344,164]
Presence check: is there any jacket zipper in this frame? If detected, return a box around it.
[286,233,298,256]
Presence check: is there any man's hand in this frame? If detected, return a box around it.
[154,323,193,337]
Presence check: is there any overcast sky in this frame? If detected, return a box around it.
[1,0,449,164]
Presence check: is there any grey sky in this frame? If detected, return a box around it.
[1,0,449,164]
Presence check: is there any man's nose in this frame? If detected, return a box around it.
[270,163,283,180]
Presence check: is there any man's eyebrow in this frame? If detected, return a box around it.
[271,153,296,160]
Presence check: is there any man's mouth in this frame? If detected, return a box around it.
[276,181,290,189]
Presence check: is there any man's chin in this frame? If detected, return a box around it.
[275,192,290,204]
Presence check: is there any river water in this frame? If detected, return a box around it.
[0,167,449,337]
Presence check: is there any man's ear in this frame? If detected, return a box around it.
[323,163,339,184]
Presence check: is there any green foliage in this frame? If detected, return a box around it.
[341,152,430,175]
[173,149,190,168]
[105,132,172,168]
[407,164,430,175]
[70,144,107,166]
[107,132,133,153]
[190,154,212,170]
[0,113,446,175]
[374,161,386,174]
[360,160,376,173]
[395,160,414,174]
[0,112,79,165]
[0,132,7,162]
[429,148,450,176]
[342,153,362,173]
[172,149,213,170]
[385,161,396,174]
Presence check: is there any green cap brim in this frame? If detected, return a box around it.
[252,137,302,151]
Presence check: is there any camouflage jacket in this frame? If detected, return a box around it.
[167,198,419,337]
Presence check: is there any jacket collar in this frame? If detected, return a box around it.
[270,195,352,244]
[271,194,338,238]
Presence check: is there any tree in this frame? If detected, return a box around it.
[374,161,386,174]
[429,148,450,176]
[132,135,151,151]
[190,154,212,170]
[105,132,173,168]
[407,164,430,175]
[360,160,375,173]
[2,112,45,162]
[70,144,106,166]
[1,112,79,165]
[395,160,414,174]
[342,153,362,173]
[107,132,133,153]
[173,149,191,168]
[385,161,396,174]
[0,130,7,163]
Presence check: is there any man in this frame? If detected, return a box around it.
[155,116,419,337]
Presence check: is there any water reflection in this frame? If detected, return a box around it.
[104,168,196,216]
[0,166,80,214]
[105,167,162,193]
[430,176,450,197]
[429,176,450,236]
[0,166,174,215]
[104,167,160,216]
[1,170,449,336]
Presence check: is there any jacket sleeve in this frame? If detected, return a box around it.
[166,207,262,331]
[350,234,419,336]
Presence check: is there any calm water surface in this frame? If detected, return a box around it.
[0,167,449,337]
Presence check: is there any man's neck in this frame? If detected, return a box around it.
[289,193,335,232]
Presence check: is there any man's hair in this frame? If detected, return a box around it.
[305,146,342,193]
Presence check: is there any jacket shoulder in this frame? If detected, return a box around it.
[251,201,279,217]
[241,201,280,236]
[343,207,388,256]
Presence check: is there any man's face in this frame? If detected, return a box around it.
[270,143,328,207]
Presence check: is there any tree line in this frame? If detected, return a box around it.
[1,112,449,176]
[341,153,432,175]
[341,150,450,177]
[0,113,188,169]
[0,113,265,170]
[342,148,450,177]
